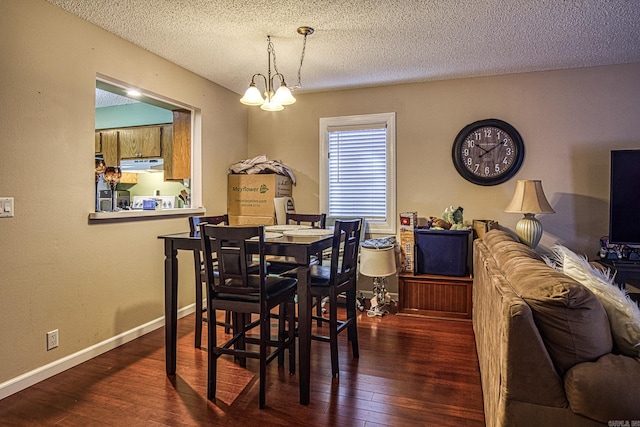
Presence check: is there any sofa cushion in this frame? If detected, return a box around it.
[483,230,543,268]
[512,268,613,375]
[549,245,640,358]
[565,353,640,422]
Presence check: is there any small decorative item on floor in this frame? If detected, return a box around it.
[360,238,397,317]
[103,166,122,212]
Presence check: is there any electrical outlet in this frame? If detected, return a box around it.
[47,329,59,351]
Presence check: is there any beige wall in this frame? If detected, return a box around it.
[0,0,247,385]
[2,0,640,397]
[249,63,640,259]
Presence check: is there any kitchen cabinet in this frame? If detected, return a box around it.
[95,116,190,183]
[95,130,137,184]
[95,129,119,167]
[118,126,161,158]
[162,110,191,180]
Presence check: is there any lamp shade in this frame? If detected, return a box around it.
[273,85,296,105]
[505,180,555,214]
[240,84,264,106]
[259,99,284,111]
[360,246,396,278]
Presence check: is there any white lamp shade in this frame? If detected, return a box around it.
[273,85,296,105]
[240,85,264,106]
[505,180,555,214]
[260,99,284,111]
[360,246,396,278]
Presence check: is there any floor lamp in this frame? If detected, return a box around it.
[505,180,555,249]
[360,245,397,317]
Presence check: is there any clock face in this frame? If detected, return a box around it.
[452,119,525,186]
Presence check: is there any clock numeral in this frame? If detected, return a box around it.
[484,166,490,175]
[495,164,501,172]
[466,140,475,148]
[505,147,512,155]
[463,148,469,156]
[484,129,492,138]
[474,163,480,173]
[474,131,481,140]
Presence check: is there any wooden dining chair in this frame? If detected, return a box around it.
[308,218,363,378]
[188,214,231,348]
[200,225,297,409]
[266,213,328,275]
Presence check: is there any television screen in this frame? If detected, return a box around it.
[609,150,640,245]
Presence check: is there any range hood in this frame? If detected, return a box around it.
[120,158,164,173]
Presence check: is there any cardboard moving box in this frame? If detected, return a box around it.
[227,174,292,217]
[228,215,277,226]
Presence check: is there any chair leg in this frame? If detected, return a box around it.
[259,310,269,409]
[329,288,339,378]
[315,296,324,327]
[234,312,247,367]
[224,310,231,334]
[195,267,204,348]
[346,286,359,358]
[277,304,286,367]
[287,300,296,375]
[207,308,217,400]
[195,286,203,348]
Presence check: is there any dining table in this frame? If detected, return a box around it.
[158,229,334,405]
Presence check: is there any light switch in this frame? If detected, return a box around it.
[0,197,14,218]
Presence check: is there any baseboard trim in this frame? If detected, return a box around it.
[0,303,196,400]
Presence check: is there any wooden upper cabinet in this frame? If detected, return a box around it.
[97,130,119,167]
[162,110,191,180]
[118,126,161,159]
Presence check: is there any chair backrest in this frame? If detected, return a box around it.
[200,225,267,297]
[189,214,229,237]
[329,218,363,286]
[286,213,327,229]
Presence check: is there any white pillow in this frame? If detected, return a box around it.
[549,245,640,358]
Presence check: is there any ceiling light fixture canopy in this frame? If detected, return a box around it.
[240,26,314,112]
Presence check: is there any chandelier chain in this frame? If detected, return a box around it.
[293,33,309,90]
[268,37,278,77]
[269,33,309,91]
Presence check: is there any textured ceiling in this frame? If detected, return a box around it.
[50,0,640,96]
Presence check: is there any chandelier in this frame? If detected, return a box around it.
[240,26,314,112]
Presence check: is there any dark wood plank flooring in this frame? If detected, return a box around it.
[0,309,485,426]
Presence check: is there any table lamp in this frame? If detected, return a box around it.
[360,245,396,316]
[505,180,555,249]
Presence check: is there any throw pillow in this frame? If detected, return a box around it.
[521,275,613,375]
[549,245,640,358]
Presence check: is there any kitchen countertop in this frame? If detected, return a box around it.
[88,207,205,221]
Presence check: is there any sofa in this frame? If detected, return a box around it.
[473,229,640,426]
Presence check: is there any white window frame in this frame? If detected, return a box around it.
[319,112,397,234]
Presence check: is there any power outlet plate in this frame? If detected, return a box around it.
[47,329,58,351]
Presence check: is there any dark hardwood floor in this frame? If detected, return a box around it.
[0,309,485,426]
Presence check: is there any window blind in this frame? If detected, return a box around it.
[327,126,387,219]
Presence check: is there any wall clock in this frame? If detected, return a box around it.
[451,118,525,186]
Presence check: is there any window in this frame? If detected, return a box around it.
[91,75,203,220]
[319,112,396,234]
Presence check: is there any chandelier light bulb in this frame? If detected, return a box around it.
[273,85,296,106]
[260,99,284,111]
[240,83,264,106]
